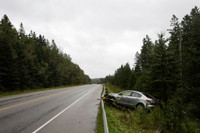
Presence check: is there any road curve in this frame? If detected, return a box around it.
[0,84,102,133]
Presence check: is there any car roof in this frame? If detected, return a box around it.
[121,90,143,94]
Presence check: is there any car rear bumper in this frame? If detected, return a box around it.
[146,104,158,109]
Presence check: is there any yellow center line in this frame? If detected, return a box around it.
[0,91,68,111]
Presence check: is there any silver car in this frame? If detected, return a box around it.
[108,90,158,109]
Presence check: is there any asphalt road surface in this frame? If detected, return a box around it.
[0,84,102,133]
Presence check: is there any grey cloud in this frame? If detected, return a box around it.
[0,0,199,78]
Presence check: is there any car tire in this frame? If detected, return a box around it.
[136,104,144,109]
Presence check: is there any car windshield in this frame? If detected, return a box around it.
[143,93,155,99]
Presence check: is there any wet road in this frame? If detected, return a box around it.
[0,84,102,133]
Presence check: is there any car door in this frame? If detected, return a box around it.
[116,91,132,105]
[128,92,141,107]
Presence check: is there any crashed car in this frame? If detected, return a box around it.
[108,90,158,109]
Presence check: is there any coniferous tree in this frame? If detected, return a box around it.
[0,15,19,91]
[167,15,182,90]
[140,35,154,71]
[134,51,141,77]
[111,63,136,89]
[150,33,168,101]
[181,6,200,88]
[134,35,154,92]
[181,6,200,117]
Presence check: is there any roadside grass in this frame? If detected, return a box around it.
[0,84,82,98]
[96,102,104,133]
[105,83,200,133]
[104,103,156,133]
[96,84,104,133]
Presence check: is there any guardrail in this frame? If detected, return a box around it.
[101,84,109,133]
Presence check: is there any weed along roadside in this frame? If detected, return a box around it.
[103,83,200,133]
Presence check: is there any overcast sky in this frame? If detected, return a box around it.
[0,0,199,78]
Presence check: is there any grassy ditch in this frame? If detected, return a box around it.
[105,83,200,133]
[0,84,82,98]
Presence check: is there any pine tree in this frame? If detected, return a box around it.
[134,52,141,77]
[181,6,200,117]
[150,33,168,101]
[0,15,19,91]
[181,6,200,88]
[140,35,154,71]
[167,15,182,90]
[134,35,154,92]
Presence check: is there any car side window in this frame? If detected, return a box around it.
[131,92,141,98]
[120,91,132,96]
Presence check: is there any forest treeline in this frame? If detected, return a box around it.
[105,6,200,121]
[0,15,90,92]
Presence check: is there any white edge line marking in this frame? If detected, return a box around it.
[32,86,98,133]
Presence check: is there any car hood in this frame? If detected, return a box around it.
[108,93,119,98]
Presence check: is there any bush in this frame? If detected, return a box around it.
[150,98,200,133]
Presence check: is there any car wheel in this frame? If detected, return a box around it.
[136,104,144,109]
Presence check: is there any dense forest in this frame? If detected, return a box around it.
[105,6,200,122]
[0,15,90,92]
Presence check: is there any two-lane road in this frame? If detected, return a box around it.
[0,84,102,133]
